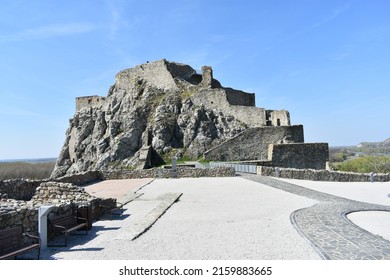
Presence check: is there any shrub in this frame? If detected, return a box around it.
[332,156,390,173]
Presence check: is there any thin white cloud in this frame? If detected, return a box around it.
[263,4,351,51]
[310,4,350,30]
[104,0,133,39]
[0,22,97,42]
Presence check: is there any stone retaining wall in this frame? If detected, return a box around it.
[102,166,235,180]
[257,166,390,182]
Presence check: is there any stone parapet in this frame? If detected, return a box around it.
[257,166,390,182]
[102,166,235,180]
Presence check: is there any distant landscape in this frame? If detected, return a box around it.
[0,158,56,180]
[329,138,390,173]
[0,138,389,180]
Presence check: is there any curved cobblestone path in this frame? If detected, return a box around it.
[243,175,390,260]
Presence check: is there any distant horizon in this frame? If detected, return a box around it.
[0,157,57,163]
[1,135,390,162]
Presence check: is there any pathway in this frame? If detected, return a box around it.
[243,175,390,260]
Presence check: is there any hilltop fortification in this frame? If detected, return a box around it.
[52,59,326,177]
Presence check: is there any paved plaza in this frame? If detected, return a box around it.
[40,175,390,260]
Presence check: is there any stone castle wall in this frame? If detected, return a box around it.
[190,88,267,127]
[267,110,291,126]
[76,95,106,112]
[269,143,329,170]
[225,88,256,107]
[204,125,304,161]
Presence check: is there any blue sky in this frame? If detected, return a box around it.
[0,0,389,159]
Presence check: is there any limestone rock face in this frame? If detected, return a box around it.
[52,59,288,178]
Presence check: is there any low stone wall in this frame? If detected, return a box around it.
[0,172,102,202]
[0,179,48,201]
[0,181,103,235]
[0,199,38,233]
[54,171,102,186]
[257,166,390,182]
[102,166,235,180]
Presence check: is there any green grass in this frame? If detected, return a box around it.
[197,157,210,164]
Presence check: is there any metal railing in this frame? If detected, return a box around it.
[195,162,257,174]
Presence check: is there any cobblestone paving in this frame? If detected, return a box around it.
[243,175,390,260]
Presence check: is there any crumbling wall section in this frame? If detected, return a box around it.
[225,88,256,106]
[0,181,102,235]
[76,95,106,112]
[204,125,304,161]
[0,179,48,201]
[266,110,291,126]
[190,88,267,127]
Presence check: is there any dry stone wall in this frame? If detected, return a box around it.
[257,166,390,182]
[0,179,48,201]
[0,181,101,235]
[102,166,235,180]
[0,199,38,233]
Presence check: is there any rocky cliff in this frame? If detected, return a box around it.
[52,59,289,178]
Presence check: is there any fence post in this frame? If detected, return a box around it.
[172,157,177,178]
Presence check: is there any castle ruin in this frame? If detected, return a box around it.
[53,59,328,177]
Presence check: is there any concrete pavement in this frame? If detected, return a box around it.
[39,175,390,260]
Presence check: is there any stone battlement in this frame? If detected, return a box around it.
[76,95,106,112]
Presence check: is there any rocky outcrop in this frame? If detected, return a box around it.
[52,59,289,178]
